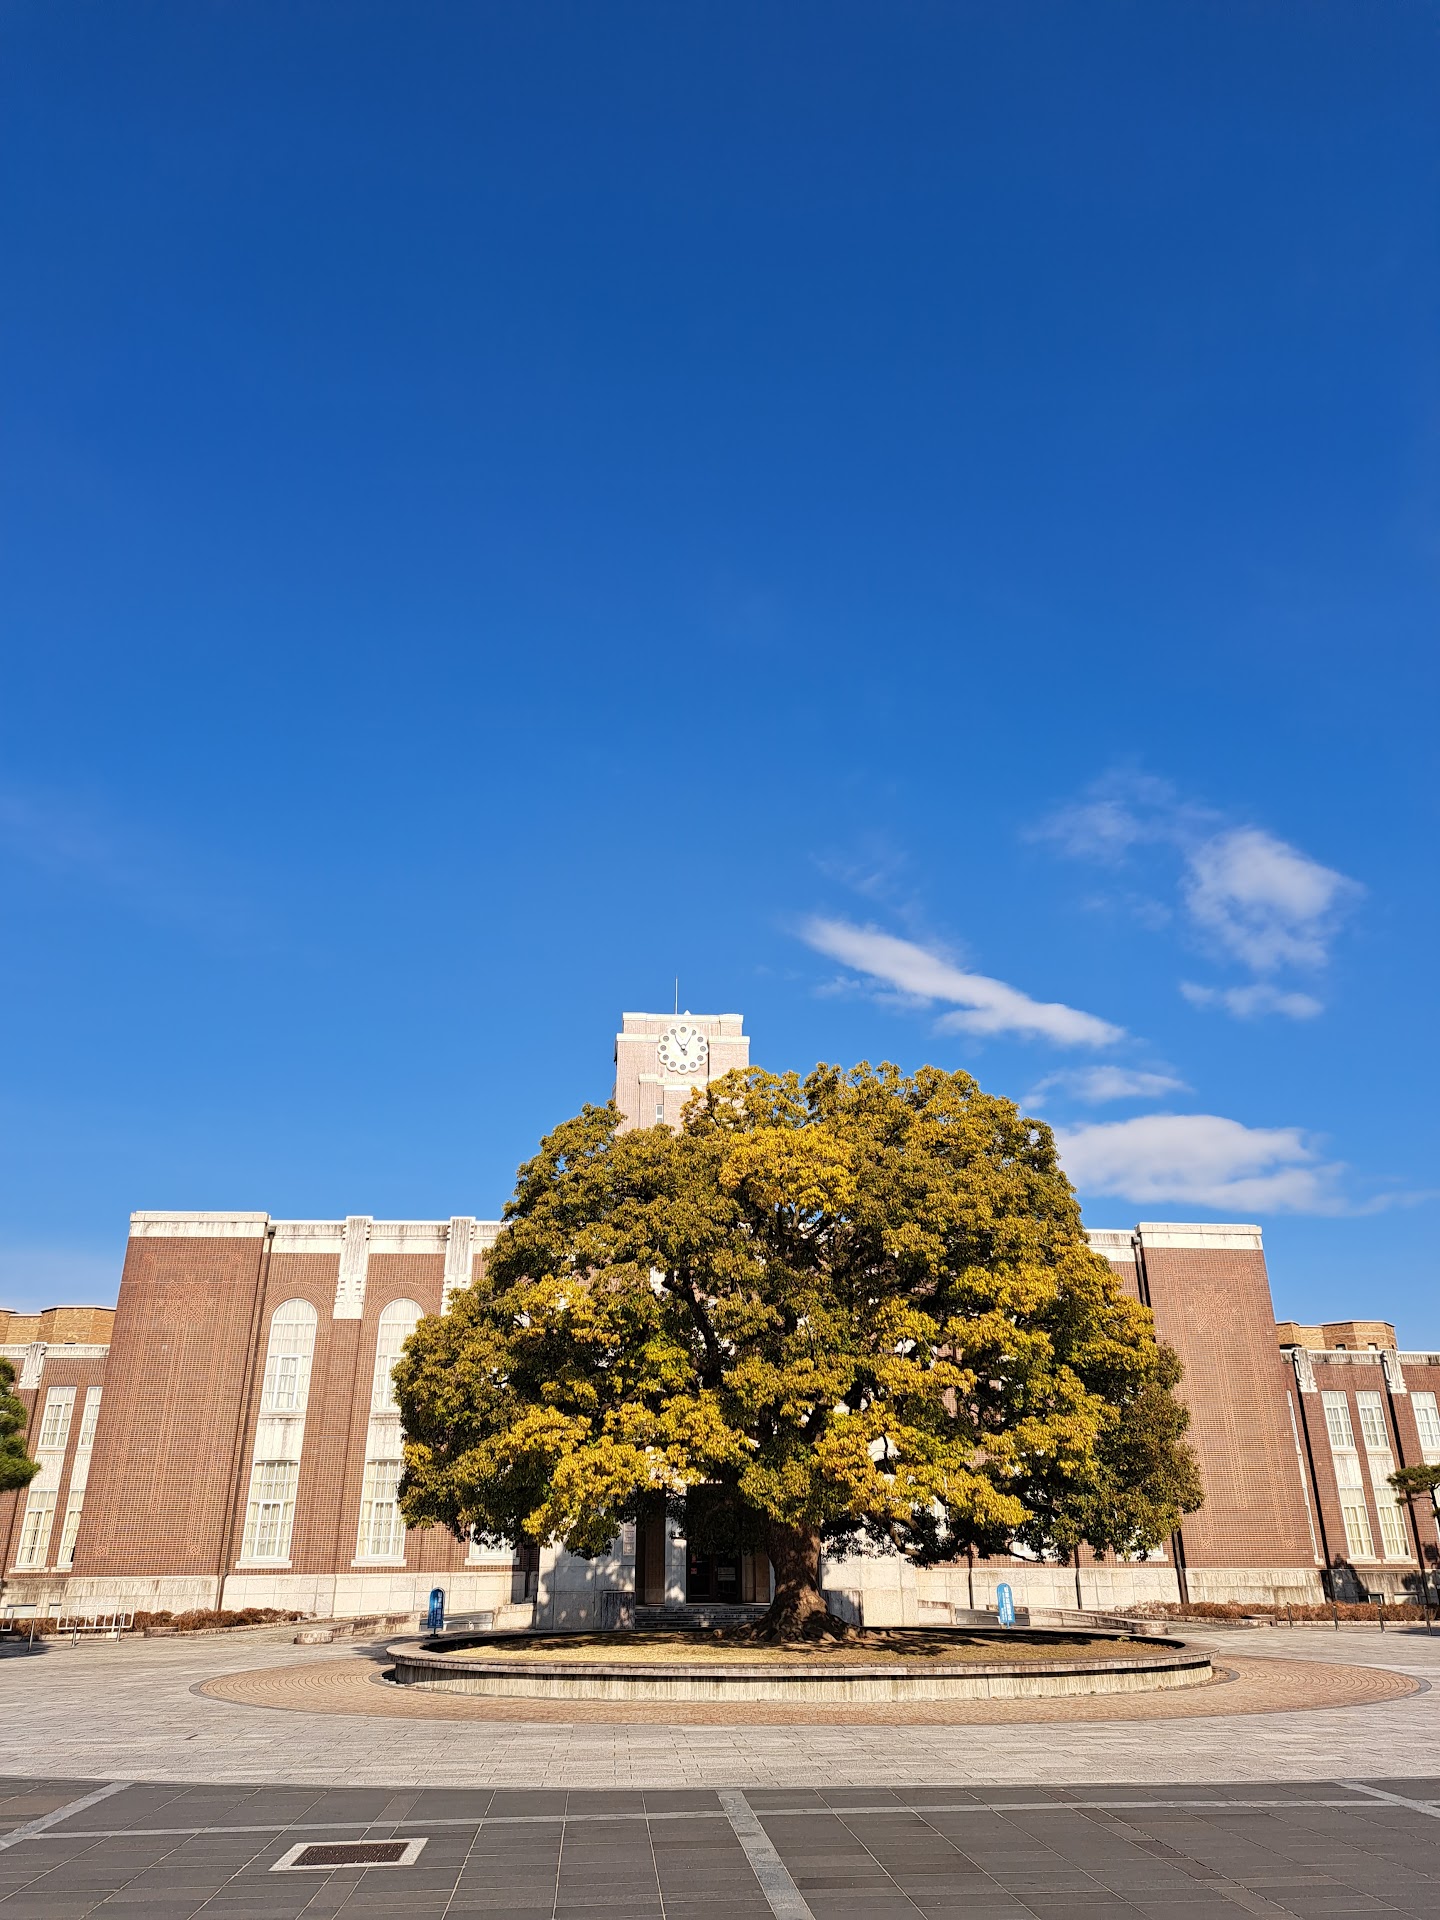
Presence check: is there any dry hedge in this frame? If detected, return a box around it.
[1134,1599,1431,1623]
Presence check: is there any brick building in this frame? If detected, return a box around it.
[3,1010,1437,1624]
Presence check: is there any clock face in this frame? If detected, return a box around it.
[657,1022,710,1078]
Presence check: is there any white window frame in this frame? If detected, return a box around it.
[1356,1391,1388,1452]
[260,1300,318,1414]
[1375,1496,1409,1560]
[370,1300,423,1414]
[1339,1498,1375,1560]
[240,1459,300,1563]
[77,1386,102,1450]
[15,1488,57,1569]
[57,1494,85,1569]
[355,1458,406,1562]
[37,1387,75,1452]
[1322,1391,1355,1451]
[1413,1391,1440,1462]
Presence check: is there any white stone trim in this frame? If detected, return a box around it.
[1136,1222,1263,1251]
[128,1212,269,1237]
[369,1222,447,1256]
[268,1218,503,1262]
[0,1344,108,1363]
[1287,1345,1318,1394]
[1084,1230,1135,1253]
[332,1216,371,1319]
[442,1217,474,1307]
[270,1221,345,1254]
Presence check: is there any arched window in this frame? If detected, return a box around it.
[370,1299,423,1413]
[260,1299,319,1413]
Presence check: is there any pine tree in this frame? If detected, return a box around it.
[0,1357,40,1495]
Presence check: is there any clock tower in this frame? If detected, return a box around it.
[613,1010,750,1131]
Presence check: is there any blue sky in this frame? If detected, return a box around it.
[2,4,1437,1339]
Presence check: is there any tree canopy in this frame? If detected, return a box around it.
[396,1062,1203,1631]
[1389,1462,1440,1505]
[0,1357,40,1496]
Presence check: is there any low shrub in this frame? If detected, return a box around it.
[1132,1599,1431,1623]
[133,1607,307,1632]
[7,1607,311,1637]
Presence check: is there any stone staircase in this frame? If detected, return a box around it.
[634,1603,769,1631]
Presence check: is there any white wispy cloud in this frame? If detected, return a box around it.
[1183,827,1359,973]
[1037,775,1214,863]
[1180,981,1324,1021]
[800,918,1124,1048]
[1034,775,1361,1019]
[1026,1066,1189,1108]
[1055,1112,1341,1213]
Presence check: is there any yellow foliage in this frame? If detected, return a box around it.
[394,1064,1202,1568]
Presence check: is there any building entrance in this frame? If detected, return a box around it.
[686,1546,742,1603]
[635,1499,667,1605]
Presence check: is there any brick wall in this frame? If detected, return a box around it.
[70,1218,269,1582]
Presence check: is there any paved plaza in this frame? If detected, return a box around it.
[2,1776,1439,1918]
[1,1625,1438,1914]
[3,1623,1438,1790]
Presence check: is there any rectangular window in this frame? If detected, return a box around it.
[1376,1498,1409,1559]
[1322,1391,1355,1451]
[1414,1392,1440,1461]
[37,1387,75,1452]
[356,1460,405,1559]
[1356,1392,1388,1451]
[15,1489,57,1568]
[77,1386,102,1449]
[57,1495,84,1569]
[240,1460,299,1561]
[1340,1499,1375,1559]
[262,1351,311,1413]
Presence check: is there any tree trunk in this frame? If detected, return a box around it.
[754,1521,847,1641]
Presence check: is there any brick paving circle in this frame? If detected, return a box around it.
[197,1647,1418,1726]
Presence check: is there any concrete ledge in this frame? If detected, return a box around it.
[385,1631,1211,1703]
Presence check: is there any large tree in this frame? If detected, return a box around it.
[0,1357,40,1496]
[396,1063,1203,1635]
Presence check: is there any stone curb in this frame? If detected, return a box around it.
[384,1630,1211,1703]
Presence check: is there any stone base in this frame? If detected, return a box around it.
[827,1554,1328,1622]
[1185,1568,1326,1605]
[220,1568,517,1620]
[0,1571,79,1618]
[59,1574,222,1616]
[386,1631,1211,1703]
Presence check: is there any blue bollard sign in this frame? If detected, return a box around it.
[426,1587,445,1632]
[996,1582,1015,1628]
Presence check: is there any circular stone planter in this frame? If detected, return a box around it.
[385,1629,1210,1704]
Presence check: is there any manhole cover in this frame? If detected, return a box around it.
[273,1837,428,1871]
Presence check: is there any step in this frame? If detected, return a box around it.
[634,1603,769,1631]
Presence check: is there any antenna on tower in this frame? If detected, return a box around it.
[674,977,679,1015]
